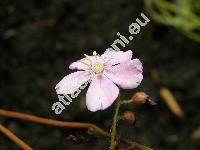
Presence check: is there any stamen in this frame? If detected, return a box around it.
[93,51,97,56]
[80,60,90,66]
[84,54,92,64]
[84,54,90,58]
[104,66,111,70]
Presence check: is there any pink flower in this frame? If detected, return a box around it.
[55,49,143,112]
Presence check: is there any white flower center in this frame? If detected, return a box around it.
[91,63,104,74]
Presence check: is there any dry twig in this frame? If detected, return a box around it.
[0,123,33,150]
[0,109,151,150]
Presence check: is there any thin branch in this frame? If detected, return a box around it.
[0,109,108,137]
[0,109,152,150]
[0,123,33,150]
[110,96,121,150]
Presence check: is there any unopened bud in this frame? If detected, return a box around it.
[67,134,81,143]
[147,98,157,106]
[131,92,149,105]
[122,111,136,124]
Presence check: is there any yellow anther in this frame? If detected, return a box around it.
[93,51,97,56]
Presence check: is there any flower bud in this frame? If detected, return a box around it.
[122,111,136,124]
[67,134,81,143]
[147,98,157,106]
[131,92,149,105]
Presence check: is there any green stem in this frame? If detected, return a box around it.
[121,99,132,104]
[110,96,121,150]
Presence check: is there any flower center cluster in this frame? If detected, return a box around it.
[91,63,104,74]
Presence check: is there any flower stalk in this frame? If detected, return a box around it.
[110,96,122,150]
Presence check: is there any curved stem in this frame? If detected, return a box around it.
[110,96,121,150]
[0,109,152,150]
[0,109,109,137]
[0,124,33,150]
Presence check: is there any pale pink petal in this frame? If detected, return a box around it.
[104,50,133,66]
[104,59,143,89]
[86,75,119,112]
[55,71,91,94]
[69,56,96,70]
[69,59,90,70]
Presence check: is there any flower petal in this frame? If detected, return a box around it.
[69,58,90,70]
[55,71,91,94]
[104,50,133,66]
[105,59,143,89]
[86,75,119,112]
[69,56,98,70]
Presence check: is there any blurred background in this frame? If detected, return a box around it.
[0,0,199,149]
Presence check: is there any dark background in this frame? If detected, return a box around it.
[0,0,200,149]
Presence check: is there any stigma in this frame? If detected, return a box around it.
[92,63,104,74]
